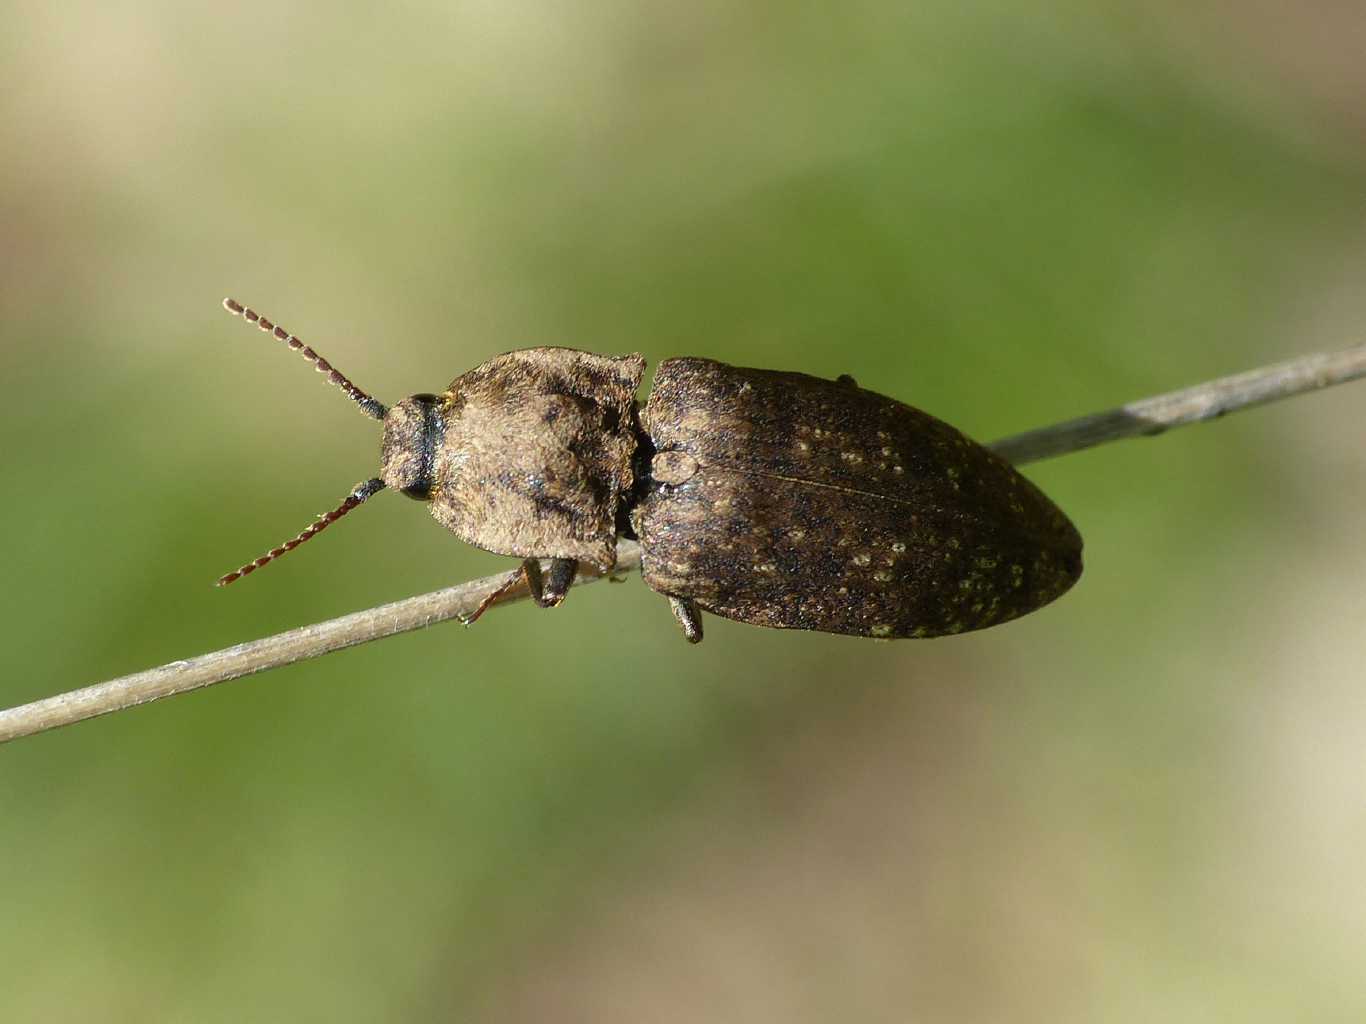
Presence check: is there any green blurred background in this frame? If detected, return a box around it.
[4,2,1365,1020]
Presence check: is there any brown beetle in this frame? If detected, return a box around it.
[218,299,1081,643]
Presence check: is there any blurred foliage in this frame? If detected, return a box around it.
[3,1,1365,1020]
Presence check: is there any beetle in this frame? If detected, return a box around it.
[217,298,1082,643]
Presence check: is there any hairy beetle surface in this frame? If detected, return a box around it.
[219,299,1082,643]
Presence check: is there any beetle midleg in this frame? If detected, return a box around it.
[533,558,578,608]
[667,596,704,644]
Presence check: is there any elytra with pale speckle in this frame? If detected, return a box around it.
[636,358,1080,639]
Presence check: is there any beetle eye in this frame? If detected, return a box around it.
[401,480,432,501]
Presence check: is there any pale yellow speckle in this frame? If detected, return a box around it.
[755,562,777,573]
[948,622,966,634]
[852,553,872,567]
[876,430,890,440]
[789,529,805,541]
[840,451,863,463]
[911,626,931,638]
[873,570,892,582]
[837,586,849,595]
[870,624,893,638]
[796,440,810,452]
[891,541,907,554]
[881,446,895,457]
[948,537,961,550]
[892,465,904,475]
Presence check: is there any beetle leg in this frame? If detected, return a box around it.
[667,596,704,644]
[534,558,578,607]
[464,557,579,625]
[462,561,532,625]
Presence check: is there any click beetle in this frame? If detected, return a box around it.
[218,299,1082,643]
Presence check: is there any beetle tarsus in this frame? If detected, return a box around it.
[668,596,704,644]
[463,563,531,624]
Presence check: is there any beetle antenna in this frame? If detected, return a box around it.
[222,298,388,420]
[216,478,387,586]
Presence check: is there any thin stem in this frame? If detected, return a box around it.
[0,550,641,745]
[3,341,1364,744]
[988,343,1366,464]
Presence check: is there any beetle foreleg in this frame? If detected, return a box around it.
[667,596,704,644]
[462,564,527,625]
[462,556,577,625]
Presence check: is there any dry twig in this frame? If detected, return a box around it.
[3,342,1364,744]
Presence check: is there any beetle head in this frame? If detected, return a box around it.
[379,394,444,500]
